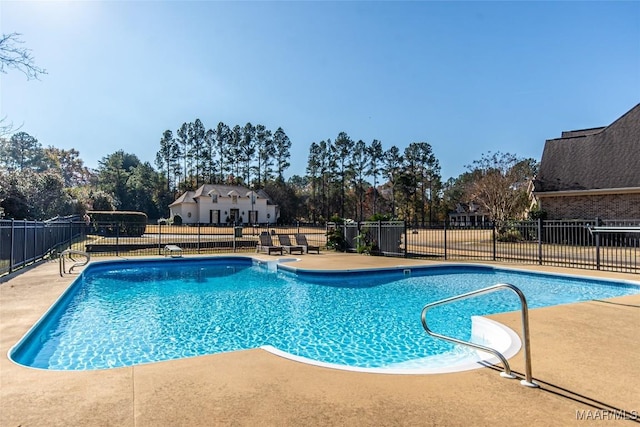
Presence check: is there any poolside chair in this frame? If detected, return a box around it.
[277,234,304,255]
[257,233,284,255]
[295,234,320,254]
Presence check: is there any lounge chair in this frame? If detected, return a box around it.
[163,244,183,258]
[295,234,320,254]
[277,234,304,255]
[257,233,284,255]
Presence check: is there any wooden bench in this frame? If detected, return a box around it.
[164,245,183,258]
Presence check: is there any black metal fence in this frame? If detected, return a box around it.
[70,222,328,257]
[0,216,85,276]
[331,219,640,274]
[2,218,639,276]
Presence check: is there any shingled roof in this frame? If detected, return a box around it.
[169,184,277,207]
[533,103,640,192]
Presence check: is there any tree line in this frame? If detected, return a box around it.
[0,127,538,226]
[155,119,291,193]
[303,135,442,226]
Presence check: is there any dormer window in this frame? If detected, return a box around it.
[207,189,220,203]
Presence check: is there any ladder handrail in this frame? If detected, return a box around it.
[587,225,640,234]
[59,249,90,276]
[421,283,537,387]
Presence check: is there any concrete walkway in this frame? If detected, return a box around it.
[1,254,639,426]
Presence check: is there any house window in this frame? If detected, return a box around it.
[211,194,218,203]
[232,195,238,204]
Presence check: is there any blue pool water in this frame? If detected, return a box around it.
[10,257,640,371]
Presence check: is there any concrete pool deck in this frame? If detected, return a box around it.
[1,253,638,426]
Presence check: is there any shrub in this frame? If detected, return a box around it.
[497,223,523,242]
[354,230,378,255]
[528,209,548,221]
[88,211,148,237]
[367,213,393,221]
[326,227,347,251]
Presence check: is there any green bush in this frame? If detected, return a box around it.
[88,211,148,237]
[326,227,347,251]
[367,213,393,221]
[354,230,379,255]
[528,209,547,221]
[497,226,523,242]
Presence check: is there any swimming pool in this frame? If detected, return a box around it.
[10,257,640,372]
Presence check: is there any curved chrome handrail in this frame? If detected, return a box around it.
[59,249,90,276]
[587,225,640,234]
[421,283,538,387]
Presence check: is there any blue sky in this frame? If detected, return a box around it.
[1,1,639,181]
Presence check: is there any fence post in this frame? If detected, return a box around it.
[158,222,162,256]
[116,222,120,257]
[9,219,15,273]
[344,223,348,252]
[23,221,27,269]
[403,221,407,258]
[492,223,497,261]
[34,221,38,263]
[595,217,601,270]
[198,222,201,254]
[33,221,39,262]
[444,221,448,260]
[537,218,543,265]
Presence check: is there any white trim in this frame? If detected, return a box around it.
[260,316,521,375]
[535,187,640,198]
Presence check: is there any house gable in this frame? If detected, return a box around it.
[534,103,640,193]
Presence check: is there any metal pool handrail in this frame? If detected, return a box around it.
[59,249,90,276]
[586,225,640,234]
[420,283,538,387]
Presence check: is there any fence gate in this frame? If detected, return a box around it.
[329,221,406,257]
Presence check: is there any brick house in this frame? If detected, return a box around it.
[532,103,640,220]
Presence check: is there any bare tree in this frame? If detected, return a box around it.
[0,32,47,135]
[0,32,46,79]
[465,151,538,226]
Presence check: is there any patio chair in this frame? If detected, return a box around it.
[257,233,284,255]
[277,234,304,255]
[295,234,320,254]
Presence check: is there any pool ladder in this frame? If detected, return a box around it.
[59,249,90,276]
[421,283,538,387]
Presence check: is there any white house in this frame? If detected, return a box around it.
[169,184,279,225]
[448,202,491,227]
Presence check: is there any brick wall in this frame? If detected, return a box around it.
[539,193,640,220]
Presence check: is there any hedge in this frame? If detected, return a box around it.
[88,211,148,237]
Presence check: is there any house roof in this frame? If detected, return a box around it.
[170,184,277,206]
[168,191,196,207]
[534,103,640,193]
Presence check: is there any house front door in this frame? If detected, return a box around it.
[209,210,220,224]
[229,208,240,224]
[249,210,258,224]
